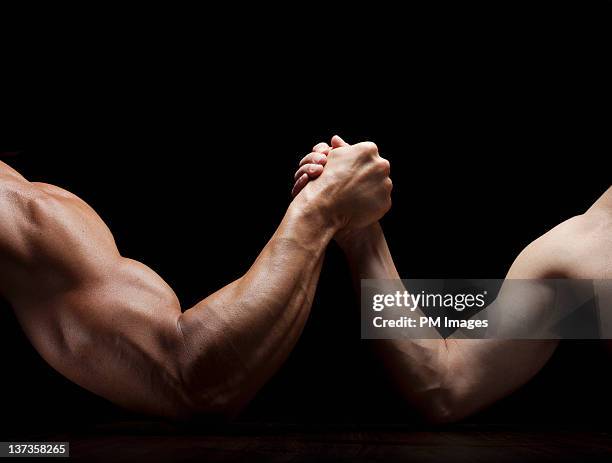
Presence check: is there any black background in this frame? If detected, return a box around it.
[1,1,611,435]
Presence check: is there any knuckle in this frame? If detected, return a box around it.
[354,141,378,158]
[382,197,392,214]
[376,158,391,174]
[300,152,325,167]
[361,141,378,155]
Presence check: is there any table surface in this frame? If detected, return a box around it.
[18,422,612,463]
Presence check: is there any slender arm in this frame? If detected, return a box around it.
[340,222,559,423]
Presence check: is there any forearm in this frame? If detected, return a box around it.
[178,195,338,415]
[341,223,453,420]
[340,222,400,281]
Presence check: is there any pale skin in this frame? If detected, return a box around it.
[294,137,612,423]
[0,143,391,420]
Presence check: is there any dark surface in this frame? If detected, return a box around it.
[22,422,612,463]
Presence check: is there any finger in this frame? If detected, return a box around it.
[331,135,350,148]
[294,163,324,181]
[312,142,331,154]
[299,152,328,168]
[291,173,309,197]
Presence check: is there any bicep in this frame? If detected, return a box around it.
[0,183,189,416]
[444,236,564,416]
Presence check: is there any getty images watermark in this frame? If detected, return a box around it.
[361,279,612,340]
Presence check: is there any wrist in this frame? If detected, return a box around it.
[339,222,400,280]
[336,222,383,256]
[289,190,343,235]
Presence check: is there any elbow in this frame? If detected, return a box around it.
[420,400,463,425]
[160,384,248,423]
[164,314,254,422]
[161,362,251,423]
[411,388,470,425]
[160,368,251,423]
[190,392,250,422]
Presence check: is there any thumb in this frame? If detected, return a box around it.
[331,135,349,148]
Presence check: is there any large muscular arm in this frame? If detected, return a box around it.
[0,160,338,420]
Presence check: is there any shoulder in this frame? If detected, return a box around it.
[508,213,609,279]
[0,172,42,236]
[0,172,120,297]
[0,176,88,239]
[0,159,95,213]
[0,162,112,240]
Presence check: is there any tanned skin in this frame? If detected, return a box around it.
[294,136,611,423]
[0,142,392,420]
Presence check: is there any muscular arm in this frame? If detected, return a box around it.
[0,160,338,419]
[339,220,573,423]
